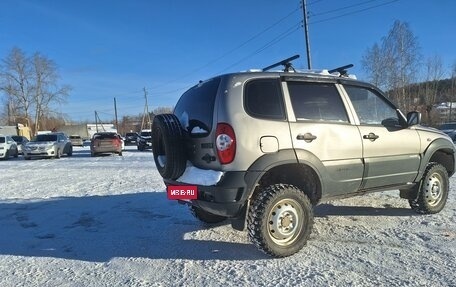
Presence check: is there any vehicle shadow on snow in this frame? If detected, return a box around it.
[0,192,267,262]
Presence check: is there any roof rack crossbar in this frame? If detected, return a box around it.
[328,64,354,77]
[262,54,300,72]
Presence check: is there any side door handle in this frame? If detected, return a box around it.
[297,133,317,143]
[363,132,379,141]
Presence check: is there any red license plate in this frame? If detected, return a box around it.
[167,185,198,200]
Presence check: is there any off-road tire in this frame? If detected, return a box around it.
[152,114,186,180]
[409,162,449,214]
[189,206,227,224]
[119,151,123,156]
[247,184,314,257]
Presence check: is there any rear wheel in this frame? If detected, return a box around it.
[409,163,449,214]
[189,206,227,224]
[248,184,314,257]
[152,114,187,180]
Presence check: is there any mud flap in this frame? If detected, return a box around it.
[230,203,248,231]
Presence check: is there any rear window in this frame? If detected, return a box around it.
[70,136,81,139]
[93,133,117,140]
[174,77,221,135]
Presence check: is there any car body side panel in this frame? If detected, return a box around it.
[357,125,421,189]
[291,125,364,197]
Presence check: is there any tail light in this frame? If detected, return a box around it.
[216,123,236,164]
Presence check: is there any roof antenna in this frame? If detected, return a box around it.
[262,55,300,72]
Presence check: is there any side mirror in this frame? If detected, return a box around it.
[407,111,421,126]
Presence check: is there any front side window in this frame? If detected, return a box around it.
[287,82,349,122]
[344,85,398,125]
[244,79,285,120]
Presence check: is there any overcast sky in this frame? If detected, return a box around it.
[1,0,455,122]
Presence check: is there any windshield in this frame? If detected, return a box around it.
[35,134,57,142]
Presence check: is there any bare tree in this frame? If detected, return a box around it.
[0,47,34,127]
[361,43,385,87]
[362,20,421,112]
[422,55,445,123]
[0,48,70,134]
[31,52,70,133]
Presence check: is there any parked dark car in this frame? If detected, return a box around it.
[124,132,139,145]
[90,132,123,157]
[137,129,152,151]
[438,122,456,141]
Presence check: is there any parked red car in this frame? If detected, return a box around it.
[90,132,123,157]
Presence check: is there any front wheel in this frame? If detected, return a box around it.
[409,163,449,214]
[247,184,314,257]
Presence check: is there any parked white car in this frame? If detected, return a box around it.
[0,134,19,159]
[23,133,73,160]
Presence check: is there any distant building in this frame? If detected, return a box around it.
[434,102,456,123]
[0,124,32,139]
[57,123,117,140]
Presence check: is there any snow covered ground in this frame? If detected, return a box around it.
[0,146,455,286]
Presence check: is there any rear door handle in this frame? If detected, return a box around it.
[297,133,317,142]
[363,132,379,141]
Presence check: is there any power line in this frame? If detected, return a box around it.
[311,0,382,17]
[146,6,301,92]
[309,0,399,25]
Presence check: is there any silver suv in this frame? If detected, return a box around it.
[152,56,456,257]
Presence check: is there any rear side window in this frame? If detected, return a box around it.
[288,82,349,123]
[174,77,221,135]
[0,137,5,143]
[244,79,285,120]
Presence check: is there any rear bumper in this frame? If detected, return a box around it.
[164,171,250,218]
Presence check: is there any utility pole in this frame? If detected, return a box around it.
[141,87,151,131]
[302,0,312,69]
[95,111,98,133]
[114,97,119,134]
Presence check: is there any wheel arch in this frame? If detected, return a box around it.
[422,139,455,178]
[245,149,323,205]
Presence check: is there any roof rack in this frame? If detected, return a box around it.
[328,64,354,77]
[262,55,300,72]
